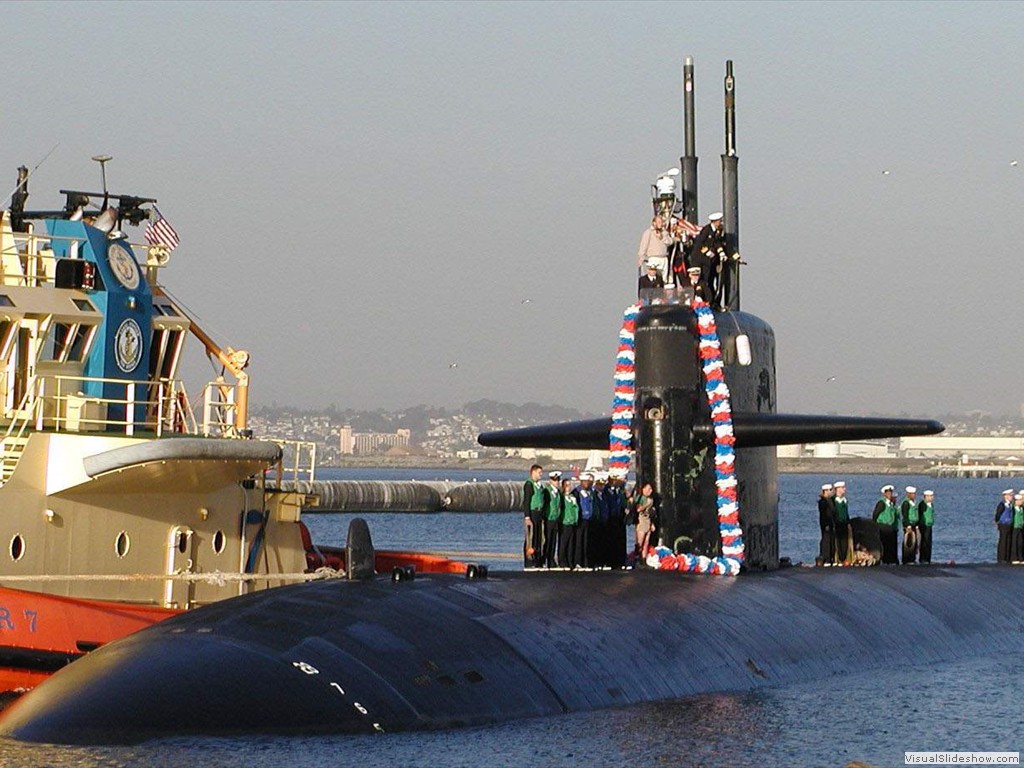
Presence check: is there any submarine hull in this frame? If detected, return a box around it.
[4,565,1024,744]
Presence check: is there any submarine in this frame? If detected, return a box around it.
[3,60,1018,747]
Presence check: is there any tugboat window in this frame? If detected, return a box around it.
[72,299,95,312]
[0,295,14,308]
[213,530,226,555]
[115,531,130,558]
[9,534,24,562]
[177,531,189,554]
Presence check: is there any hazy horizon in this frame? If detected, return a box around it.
[3,1,1023,419]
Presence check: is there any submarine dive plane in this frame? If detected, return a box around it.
[3,60,1018,747]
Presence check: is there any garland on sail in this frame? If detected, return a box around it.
[608,297,744,576]
[608,303,640,475]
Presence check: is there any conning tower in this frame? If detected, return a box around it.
[479,58,943,570]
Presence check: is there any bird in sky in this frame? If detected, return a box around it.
[825,376,837,383]
[1012,160,1019,167]
[521,298,532,305]
[881,170,891,176]
[449,362,459,369]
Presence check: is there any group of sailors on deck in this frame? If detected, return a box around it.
[817,483,936,566]
[522,465,644,570]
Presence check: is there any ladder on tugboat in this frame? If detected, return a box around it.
[0,383,38,485]
[0,435,28,483]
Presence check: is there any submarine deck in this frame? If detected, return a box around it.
[1,563,1022,744]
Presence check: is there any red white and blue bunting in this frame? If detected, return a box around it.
[608,302,640,475]
[610,297,744,576]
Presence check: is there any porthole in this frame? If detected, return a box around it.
[212,530,226,555]
[9,534,24,562]
[177,531,189,553]
[115,531,130,558]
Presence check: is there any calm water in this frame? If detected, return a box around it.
[1,470,1021,767]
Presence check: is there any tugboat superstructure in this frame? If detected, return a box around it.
[0,168,324,690]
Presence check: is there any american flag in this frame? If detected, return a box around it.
[672,217,702,236]
[144,207,180,250]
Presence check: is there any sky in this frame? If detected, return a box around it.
[1,1,1023,418]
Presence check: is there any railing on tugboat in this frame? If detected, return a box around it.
[0,226,167,288]
[0,373,318,486]
[267,440,318,486]
[26,375,197,436]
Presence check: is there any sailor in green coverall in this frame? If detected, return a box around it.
[833,481,850,564]
[559,478,580,569]
[542,471,563,568]
[872,485,899,564]
[523,464,545,568]
[900,486,919,564]
[917,490,935,564]
[1012,492,1024,564]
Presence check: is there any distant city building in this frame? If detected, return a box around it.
[776,441,894,459]
[339,425,354,455]
[899,436,1024,460]
[352,428,411,455]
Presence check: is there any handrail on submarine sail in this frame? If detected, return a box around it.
[151,284,250,432]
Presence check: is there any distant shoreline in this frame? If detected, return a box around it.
[322,456,978,476]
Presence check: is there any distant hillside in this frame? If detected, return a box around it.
[250,400,598,438]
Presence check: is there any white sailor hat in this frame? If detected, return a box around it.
[1004,488,1015,495]
[580,472,594,481]
[645,261,658,270]
[821,483,833,491]
[594,472,608,483]
[549,471,562,479]
[708,212,723,222]
[1015,493,1023,501]
[905,486,917,493]
[923,490,934,496]
[833,481,846,488]
[881,484,895,493]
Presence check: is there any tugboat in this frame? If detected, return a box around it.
[0,162,461,696]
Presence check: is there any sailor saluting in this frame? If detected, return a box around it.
[689,212,726,303]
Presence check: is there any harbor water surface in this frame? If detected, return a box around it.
[1,471,1020,767]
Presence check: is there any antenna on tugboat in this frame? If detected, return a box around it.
[3,143,59,228]
[91,154,113,210]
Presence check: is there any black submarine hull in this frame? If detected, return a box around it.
[3,565,1024,744]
